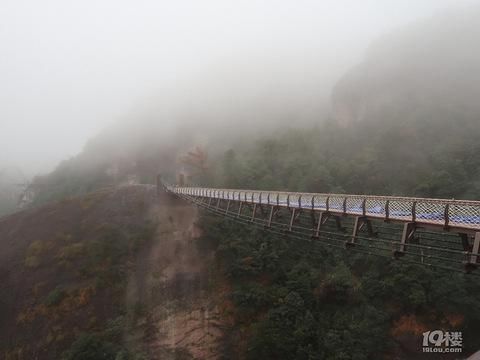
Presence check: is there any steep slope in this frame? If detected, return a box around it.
[325,6,480,199]
[0,166,27,216]
[209,132,480,359]
[332,6,480,128]
[0,185,228,359]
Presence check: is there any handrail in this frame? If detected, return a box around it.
[163,183,480,231]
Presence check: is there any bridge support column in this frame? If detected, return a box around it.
[287,208,301,232]
[315,213,344,234]
[288,208,296,232]
[346,216,375,248]
[237,202,243,218]
[313,212,328,238]
[267,206,277,228]
[464,232,480,272]
[347,216,361,248]
[394,222,416,258]
[251,203,257,222]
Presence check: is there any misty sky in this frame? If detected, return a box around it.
[1,0,476,174]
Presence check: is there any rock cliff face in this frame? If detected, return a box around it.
[331,6,480,128]
[126,190,229,359]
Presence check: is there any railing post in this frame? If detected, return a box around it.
[385,200,390,221]
[444,204,450,229]
[412,201,417,222]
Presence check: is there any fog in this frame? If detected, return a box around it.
[0,0,474,174]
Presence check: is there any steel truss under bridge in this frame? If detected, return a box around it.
[159,179,480,275]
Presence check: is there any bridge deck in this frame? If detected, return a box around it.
[161,182,480,273]
[167,185,480,232]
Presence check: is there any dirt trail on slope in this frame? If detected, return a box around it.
[126,189,227,359]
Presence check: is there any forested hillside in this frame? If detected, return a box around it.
[202,128,480,358]
[0,185,229,359]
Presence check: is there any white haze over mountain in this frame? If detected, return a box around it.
[1,0,476,174]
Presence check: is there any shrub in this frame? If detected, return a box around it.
[24,240,50,268]
[62,333,117,360]
[57,243,86,261]
[44,286,66,307]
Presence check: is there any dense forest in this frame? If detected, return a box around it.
[198,123,480,358]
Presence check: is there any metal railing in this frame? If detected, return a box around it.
[165,185,480,232]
